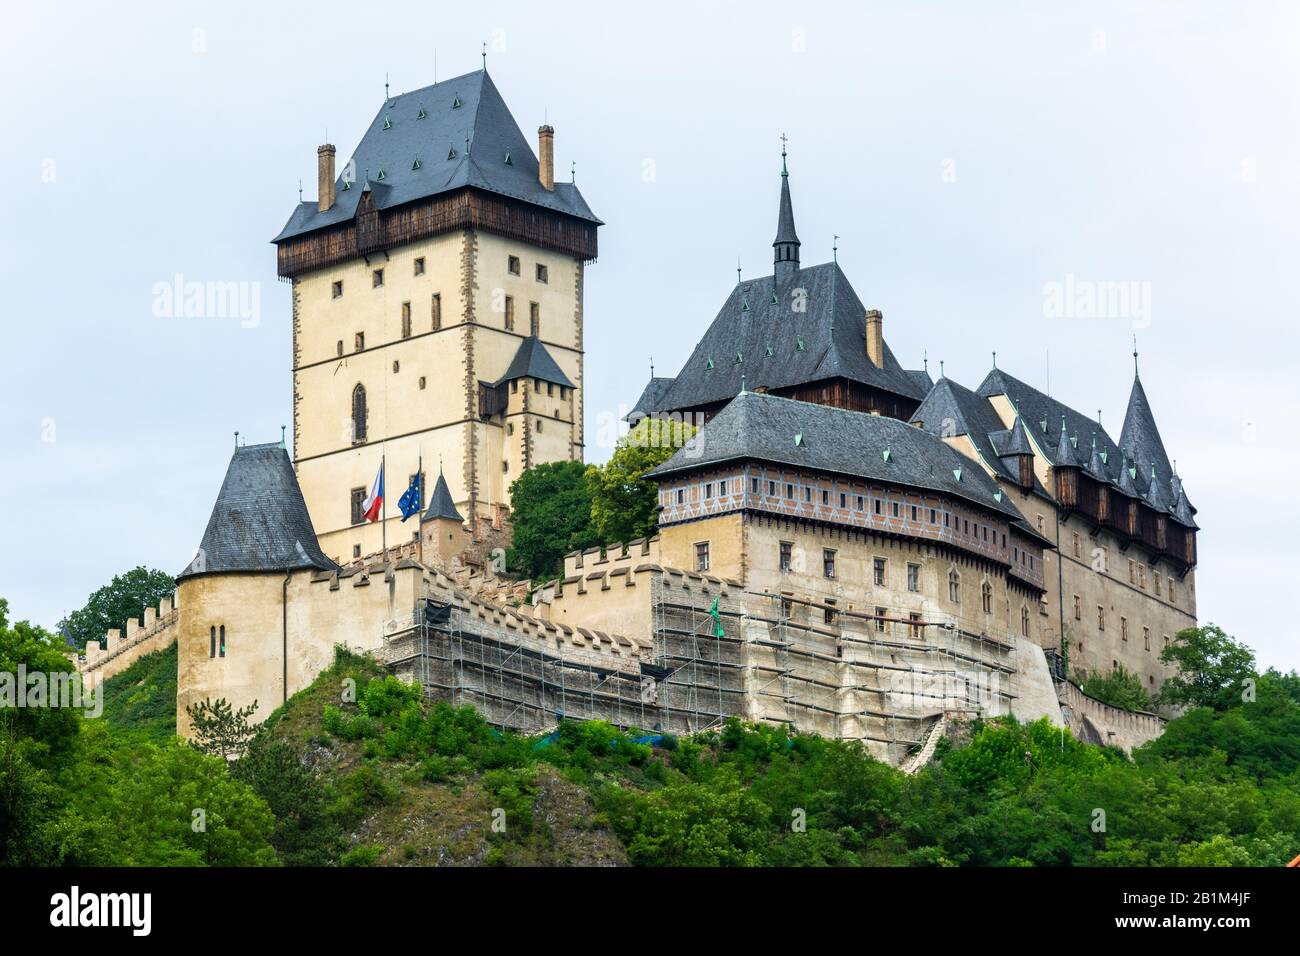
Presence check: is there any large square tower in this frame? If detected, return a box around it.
[273,70,600,564]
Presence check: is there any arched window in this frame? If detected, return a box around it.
[981,581,993,614]
[352,384,367,443]
[948,569,960,603]
[1020,606,1030,638]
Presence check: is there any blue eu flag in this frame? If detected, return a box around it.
[398,474,422,521]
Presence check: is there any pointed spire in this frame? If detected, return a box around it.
[1003,415,1032,456]
[1119,369,1173,489]
[423,469,464,523]
[1086,432,1107,478]
[1054,415,1080,467]
[772,134,800,279]
[1143,462,1171,511]
[1116,456,1140,497]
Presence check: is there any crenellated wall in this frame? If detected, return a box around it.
[76,595,180,684]
[1056,678,1166,753]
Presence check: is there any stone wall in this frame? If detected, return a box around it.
[77,595,180,685]
[1056,678,1166,753]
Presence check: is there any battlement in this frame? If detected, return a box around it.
[79,594,179,683]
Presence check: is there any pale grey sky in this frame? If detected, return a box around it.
[2,1,1297,668]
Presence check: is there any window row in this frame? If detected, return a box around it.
[507,254,549,284]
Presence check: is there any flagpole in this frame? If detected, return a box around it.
[381,450,387,559]
[416,451,424,568]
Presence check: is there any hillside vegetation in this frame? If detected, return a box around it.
[6,597,1300,867]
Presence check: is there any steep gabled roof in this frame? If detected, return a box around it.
[178,443,337,580]
[912,377,1020,483]
[654,262,928,413]
[494,336,574,388]
[423,471,463,523]
[626,376,676,421]
[649,390,1026,522]
[978,367,1122,481]
[273,70,600,244]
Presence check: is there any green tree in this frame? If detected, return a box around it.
[506,460,600,580]
[61,566,175,650]
[232,736,343,865]
[1157,623,1256,711]
[186,698,259,760]
[1079,663,1153,713]
[586,417,697,544]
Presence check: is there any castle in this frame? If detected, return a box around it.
[75,68,1196,760]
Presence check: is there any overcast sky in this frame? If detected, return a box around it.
[2,1,1297,669]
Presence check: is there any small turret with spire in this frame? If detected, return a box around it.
[772,134,800,279]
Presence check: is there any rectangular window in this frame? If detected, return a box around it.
[1139,566,1146,589]
[504,295,515,331]
[892,502,900,518]
[822,489,830,505]
[413,257,425,276]
[1121,617,1129,642]
[350,487,366,525]
[332,280,343,298]
[372,268,384,287]
[805,486,812,502]
[840,492,847,508]
[401,302,412,338]
[535,263,548,283]
[907,564,919,592]
[823,549,836,579]
[695,541,710,572]
[1097,606,1105,631]
[432,293,442,330]
[1143,627,1151,651]
[768,480,776,496]
[786,483,794,499]
[530,302,540,336]
[354,331,365,352]
[874,607,887,632]
[752,478,760,493]
[824,600,838,625]
[1073,594,1081,620]
[909,612,923,639]
[704,482,712,499]
[856,495,864,510]
[508,255,521,276]
[1129,559,1136,584]
[929,508,937,523]
[1169,581,1175,602]
[219,625,226,658]
[874,499,882,515]
[779,541,793,573]
[209,626,216,659]
[910,505,918,521]
[1073,532,1081,557]
[873,558,886,587]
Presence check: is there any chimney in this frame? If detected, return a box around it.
[317,144,336,213]
[537,125,555,191]
[865,309,884,368]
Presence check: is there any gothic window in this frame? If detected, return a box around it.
[432,293,442,330]
[530,302,540,336]
[350,487,366,525]
[981,581,993,614]
[948,570,960,603]
[504,295,515,331]
[209,626,216,659]
[219,625,226,658]
[1020,607,1030,638]
[351,384,368,443]
[401,302,412,338]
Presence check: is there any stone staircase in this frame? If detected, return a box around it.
[901,715,948,775]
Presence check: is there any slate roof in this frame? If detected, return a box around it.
[653,262,929,413]
[626,376,676,421]
[977,366,1195,528]
[273,70,600,244]
[648,390,1027,522]
[1118,375,1176,501]
[494,335,574,388]
[178,444,338,580]
[423,471,464,523]
[912,377,1022,484]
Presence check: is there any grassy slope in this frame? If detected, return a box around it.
[256,652,628,866]
[98,640,178,742]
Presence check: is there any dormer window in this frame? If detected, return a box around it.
[452,95,462,109]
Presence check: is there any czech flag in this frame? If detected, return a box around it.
[362,462,384,522]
